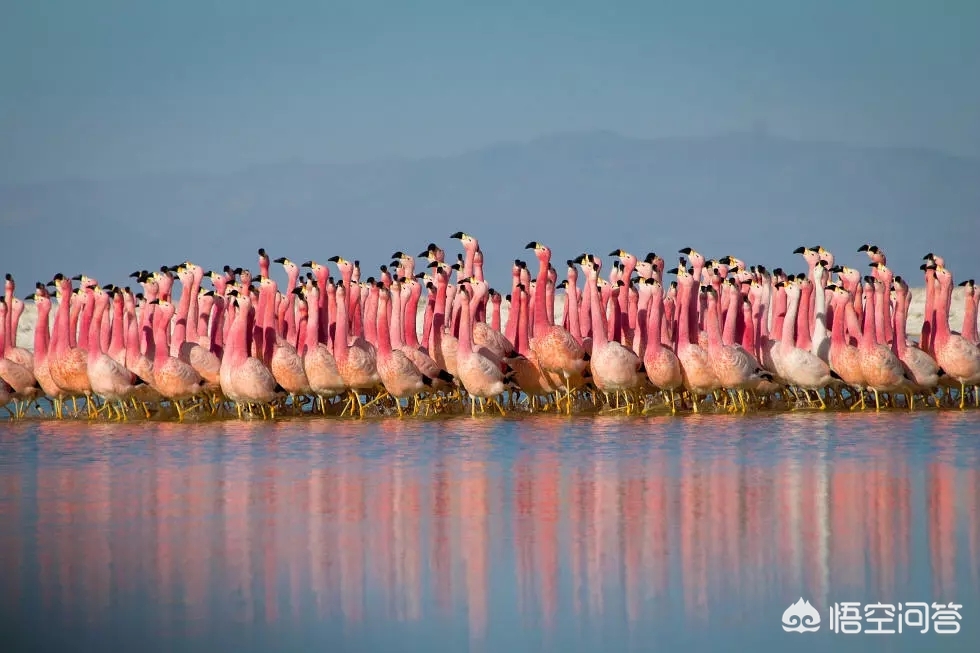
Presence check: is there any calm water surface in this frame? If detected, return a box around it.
[1,412,979,652]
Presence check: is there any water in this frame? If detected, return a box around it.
[1,412,978,652]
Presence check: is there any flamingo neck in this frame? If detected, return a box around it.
[780,291,800,353]
[533,256,550,336]
[588,279,608,349]
[390,289,405,349]
[705,296,723,352]
[304,294,320,356]
[962,291,978,344]
[457,297,473,354]
[78,294,95,351]
[34,303,51,362]
[376,296,393,357]
[404,284,422,349]
[152,310,172,367]
[334,291,350,363]
[893,291,909,356]
[861,289,876,349]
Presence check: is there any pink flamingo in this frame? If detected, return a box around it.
[217,290,283,417]
[639,279,683,410]
[26,290,66,416]
[332,281,380,417]
[525,242,589,413]
[703,286,772,411]
[150,299,206,419]
[507,283,557,409]
[3,276,34,371]
[892,276,941,405]
[827,285,867,408]
[86,287,145,419]
[669,264,717,412]
[0,298,39,416]
[581,264,642,410]
[454,284,509,416]
[295,284,346,412]
[857,278,909,411]
[932,265,980,408]
[374,284,432,415]
[779,279,836,408]
[47,275,93,414]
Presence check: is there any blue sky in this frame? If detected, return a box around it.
[2,0,978,182]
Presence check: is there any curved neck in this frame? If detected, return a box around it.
[893,291,909,355]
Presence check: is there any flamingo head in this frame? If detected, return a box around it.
[3,273,13,294]
[525,241,552,263]
[451,231,480,252]
[610,249,637,267]
[678,247,704,267]
[793,246,821,267]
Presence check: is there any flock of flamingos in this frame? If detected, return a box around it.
[1,235,979,420]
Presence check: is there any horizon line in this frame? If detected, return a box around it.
[4,127,978,189]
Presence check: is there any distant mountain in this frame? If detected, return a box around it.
[2,131,978,292]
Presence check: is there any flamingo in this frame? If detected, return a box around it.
[779,278,836,408]
[581,263,643,411]
[374,284,432,415]
[827,285,867,408]
[0,298,40,416]
[669,264,717,412]
[86,287,146,419]
[454,284,509,416]
[149,299,206,419]
[892,276,941,406]
[932,265,980,408]
[293,284,346,412]
[332,281,381,417]
[703,286,772,411]
[639,278,683,410]
[525,242,589,413]
[857,278,911,411]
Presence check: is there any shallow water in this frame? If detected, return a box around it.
[1,412,978,652]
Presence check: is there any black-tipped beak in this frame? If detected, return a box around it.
[958,280,969,286]
[524,241,539,250]
[23,293,34,300]
[829,265,843,273]
[792,246,806,254]
[327,256,340,263]
[390,251,404,259]
[427,261,439,269]
[608,249,622,257]
[71,274,83,281]
[678,247,693,255]
[291,287,304,295]
[666,267,679,275]
[273,257,287,264]
[149,299,160,305]
[857,244,869,252]
[258,248,266,256]
[300,261,313,268]
[129,271,140,278]
[417,250,430,258]
[923,253,934,260]
[450,231,464,239]
[413,272,426,279]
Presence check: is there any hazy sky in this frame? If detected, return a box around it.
[2,0,978,182]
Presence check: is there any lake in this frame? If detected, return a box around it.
[1,412,978,652]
